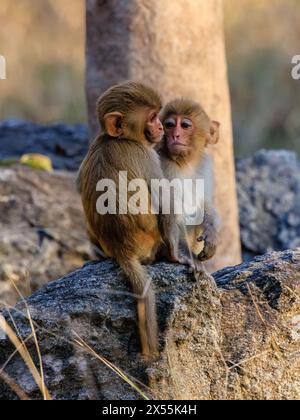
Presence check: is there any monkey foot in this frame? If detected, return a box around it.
[177,255,204,274]
[192,260,205,274]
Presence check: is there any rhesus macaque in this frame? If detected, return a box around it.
[77,82,191,359]
[159,99,220,266]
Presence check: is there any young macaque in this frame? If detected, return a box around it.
[77,82,192,359]
[159,99,220,267]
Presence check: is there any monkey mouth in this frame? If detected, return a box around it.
[170,141,187,148]
[169,142,188,156]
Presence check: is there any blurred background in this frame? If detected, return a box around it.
[0,0,85,123]
[0,0,300,157]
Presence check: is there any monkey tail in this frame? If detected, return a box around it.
[117,256,158,359]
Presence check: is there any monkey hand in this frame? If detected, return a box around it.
[197,229,218,261]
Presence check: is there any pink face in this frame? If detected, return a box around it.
[146,110,164,144]
[163,115,195,155]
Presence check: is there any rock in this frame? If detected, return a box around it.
[0,120,88,171]
[0,249,299,400]
[0,166,91,307]
[237,150,300,259]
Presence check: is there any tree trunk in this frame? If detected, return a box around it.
[86,0,241,271]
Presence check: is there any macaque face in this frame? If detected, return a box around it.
[163,115,195,156]
[145,110,164,144]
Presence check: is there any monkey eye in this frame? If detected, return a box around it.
[164,119,176,129]
[181,119,193,129]
[164,122,174,129]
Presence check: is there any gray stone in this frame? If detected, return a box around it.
[237,150,300,259]
[0,166,91,307]
[0,249,299,400]
[0,120,88,171]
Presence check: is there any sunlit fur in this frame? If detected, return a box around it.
[97,81,162,144]
[159,98,220,266]
[77,82,167,359]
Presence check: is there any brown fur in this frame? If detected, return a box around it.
[77,82,170,358]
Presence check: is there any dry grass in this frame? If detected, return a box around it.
[1,277,299,400]
[10,279,48,400]
[72,331,150,400]
[246,283,267,325]
[284,285,300,303]
[0,315,51,400]
[0,298,151,400]
[0,371,30,400]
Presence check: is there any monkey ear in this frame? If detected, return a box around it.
[103,112,124,137]
[206,120,220,145]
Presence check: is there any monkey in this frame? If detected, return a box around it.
[158,98,221,267]
[77,82,194,359]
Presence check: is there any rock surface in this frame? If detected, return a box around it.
[237,150,300,259]
[0,166,91,307]
[0,120,88,171]
[0,249,299,400]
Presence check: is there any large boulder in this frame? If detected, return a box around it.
[0,166,91,307]
[237,150,300,259]
[0,249,299,400]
